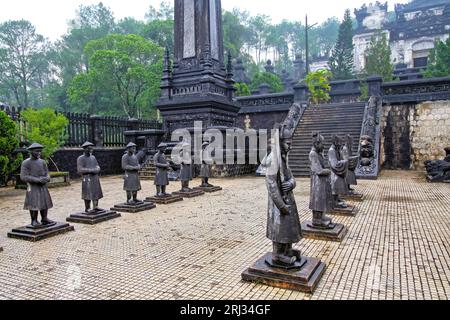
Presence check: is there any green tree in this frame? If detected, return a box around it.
[305,70,332,105]
[363,31,393,81]
[329,10,354,80]
[250,71,284,93]
[424,37,450,78]
[145,0,174,21]
[234,82,251,97]
[0,20,50,108]
[20,108,69,165]
[69,34,164,119]
[0,111,22,186]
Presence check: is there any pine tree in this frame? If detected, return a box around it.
[363,31,394,81]
[424,37,450,78]
[328,9,354,80]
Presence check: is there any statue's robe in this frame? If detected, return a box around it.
[180,160,193,182]
[309,148,333,213]
[21,158,53,211]
[328,145,349,196]
[153,151,169,186]
[122,153,141,192]
[265,153,302,244]
[77,154,103,201]
[342,144,358,186]
[199,150,212,178]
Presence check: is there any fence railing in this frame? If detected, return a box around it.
[0,106,163,148]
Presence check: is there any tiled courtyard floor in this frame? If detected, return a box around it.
[0,170,448,300]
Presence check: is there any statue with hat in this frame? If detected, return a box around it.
[194,141,222,192]
[20,143,55,228]
[342,134,363,201]
[146,142,183,204]
[300,133,348,242]
[8,143,74,241]
[111,143,155,213]
[122,142,142,204]
[77,142,104,212]
[242,103,326,293]
[173,142,204,198]
[67,142,121,224]
[328,135,359,216]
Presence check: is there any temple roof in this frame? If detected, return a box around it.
[396,0,449,13]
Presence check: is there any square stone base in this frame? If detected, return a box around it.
[8,222,75,242]
[172,189,205,198]
[329,205,359,217]
[193,186,223,193]
[241,253,326,293]
[67,210,121,225]
[112,202,156,213]
[146,195,183,205]
[301,222,348,242]
[343,193,364,202]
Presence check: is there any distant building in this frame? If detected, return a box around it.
[353,0,450,73]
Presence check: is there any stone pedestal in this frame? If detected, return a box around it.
[301,222,348,242]
[241,252,326,293]
[330,205,359,217]
[8,222,75,242]
[67,209,121,225]
[193,185,222,193]
[343,193,364,202]
[146,194,183,205]
[173,189,205,198]
[112,201,156,213]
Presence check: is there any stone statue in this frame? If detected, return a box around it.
[424,147,450,183]
[359,135,375,167]
[328,135,349,209]
[309,133,334,229]
[77,141,104,212]
[122,142,142,204]
[154,143,170,197]
[20,143,55,228]
[179,143,193,192]
[264,121,302,267]
[342,134,359,194]
[199,142,213,188]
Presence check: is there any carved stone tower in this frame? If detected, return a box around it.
[156,0,239,134]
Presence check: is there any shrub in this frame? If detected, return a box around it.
[0,111,22,186]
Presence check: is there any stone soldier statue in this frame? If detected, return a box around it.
[179,142,193,192]
[122,142,142,204]
[77,141,104,212]
[342,134,358,194]
[154,143,170,197]
[263,118,302,267]
[20,143,55,228]
[199,141,213,188]
[328,135,349,208]
[309,133,335,229]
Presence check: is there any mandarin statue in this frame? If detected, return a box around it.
[122,142,143,204]
[328,135,349,209]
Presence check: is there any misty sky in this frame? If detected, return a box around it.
[0,0,410,41]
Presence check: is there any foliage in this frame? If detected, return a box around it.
[234,82,251,97]
[328,10,354,80]
[0,20,50,109]
[68,34,164,119]
[424,37,450,78]
[363,31,393,81]
[250,72,284,93]
[20,108,69,160]
[359,82,369,101]
[305,70,332,105]
[0,111,22,186]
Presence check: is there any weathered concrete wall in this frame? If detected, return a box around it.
[381,101,450,170]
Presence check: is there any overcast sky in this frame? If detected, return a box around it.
[0,0,410,41]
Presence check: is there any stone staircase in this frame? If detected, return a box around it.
[139,158,156,181]
[290,102,366,177]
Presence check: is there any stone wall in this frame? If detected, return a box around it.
[381,101,450,170]
[49,147,125,179]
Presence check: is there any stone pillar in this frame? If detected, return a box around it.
[366,75,383,96]
[90,115,104,147]
[293,81,309,103]
[259,83,271,95]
